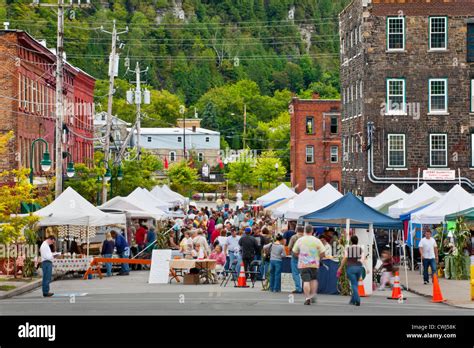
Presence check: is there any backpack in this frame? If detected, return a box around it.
[263,243,273,262]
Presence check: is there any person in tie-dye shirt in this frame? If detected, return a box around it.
[292,225,326,305]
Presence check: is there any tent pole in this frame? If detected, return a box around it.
[345,218,350,243]
[410,221,414,271]
[401,234,409,291]
[87,227,90,257]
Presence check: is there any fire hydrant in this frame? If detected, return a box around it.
[471,256,474,301]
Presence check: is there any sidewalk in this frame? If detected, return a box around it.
[0,277,42,299]
[399,270,474,309]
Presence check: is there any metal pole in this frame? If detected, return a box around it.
[102,20,117,204]
[135,62,142,161]
[243,103,247,149]
[54,0,64,198]
[183,116,186,160]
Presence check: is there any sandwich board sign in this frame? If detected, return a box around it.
[148,249,172,284]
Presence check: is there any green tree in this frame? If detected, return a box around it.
[225,150,255,188]
[200,101,219,130]
[167,160,199,193]
[254,150,286,185]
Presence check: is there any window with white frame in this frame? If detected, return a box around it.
[471,133,474,167]
[198,152,204,162]
[429,17,447,50]
[306,146,314,163]
[147,136,152,142]
[306,177,314,190]
[387,17,405,51]
[330,181,339,191]
[205,137,210,142]
[177,136,182,143]
[169,151,176,162]
[470,79,474,113]
[330,146,338,163]
[387,79,406,114]
[430,134,447,167]
[388,134,406,167]
[429,79,448,113]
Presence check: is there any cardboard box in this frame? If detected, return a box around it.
[183,273,200,285]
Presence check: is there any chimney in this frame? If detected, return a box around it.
[312,92,320,100]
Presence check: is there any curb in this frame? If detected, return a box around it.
[0,279,42,299]
[401,284,473,310]
[0,275,61,300]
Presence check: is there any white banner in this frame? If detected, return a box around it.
[422,169,455,181]
[148,249,172,284]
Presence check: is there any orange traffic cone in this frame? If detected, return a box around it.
[358,277,367,297]
[235,261,249,288]
[432,274,445,303]
[387,271,405,300]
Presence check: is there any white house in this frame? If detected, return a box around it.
[130,125,221,166]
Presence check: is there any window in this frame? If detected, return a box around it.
[359,25,362,43]
[198,152,204,162]
[147,136,152,142]
[169,151,176,162]
[101,114,106,121]
[429,17,447,50]
[386,79,406,114]
[429,79,448,113]
[430,134,447,167]
[330,146,338,163]
[177,136,182,143]
[205,137,210,142]
[360,80,363,99]
[305,116,314,134]
[387,17,405,51]
[330,116,338,134]
[468,23,474,63]
[471,79,474,113]
[330,181,339,191]
[471,133,474,167]
[354,27,358,44]
[388,134,406,167]
[305,146,314,163]
[306,177,314,190]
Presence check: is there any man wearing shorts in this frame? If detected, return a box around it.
[292,224,326,305]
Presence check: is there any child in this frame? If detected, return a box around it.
[378,250,394,291]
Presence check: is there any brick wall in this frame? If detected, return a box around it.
[340,0,474,196]
[290,97,342,193]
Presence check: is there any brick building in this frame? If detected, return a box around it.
[0,30,95,181]
[339,0,474,196]
[290,95,342,193]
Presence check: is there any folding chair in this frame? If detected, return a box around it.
[220,259,238,287]
[245,260,263,288]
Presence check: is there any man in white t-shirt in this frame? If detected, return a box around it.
[418,230,438,284]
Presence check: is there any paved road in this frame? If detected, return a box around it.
[0,272,471,315]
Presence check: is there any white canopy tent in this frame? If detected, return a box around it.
[256,183,297,206]
[410,185,473,224]
[127,188,172,212]
[366,184,408,212]
[388,183,442,218]
[34,187,126,227]
[274,184,343,220]
[99,196,167,220]
[151,185,186,206]
[272,189,316,218]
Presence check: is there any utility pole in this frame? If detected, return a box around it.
[101,20,128,204]
[31,0,91,198]
[126,62,149,162]
[243,103,247,150]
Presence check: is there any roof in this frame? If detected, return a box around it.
[133,127,220,135]
[0,29,96,81]
[32,187,125,226]
[410,185,473,224]
[388,183,442,218]
[256,183,297,205]
[301,192,403,229]
[366,184,408,211]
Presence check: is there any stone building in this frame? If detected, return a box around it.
[290,94,342,193]
[0,30,95,180]
[339,0,474,196]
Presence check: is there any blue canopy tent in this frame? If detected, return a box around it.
[300,193,406,292]
[300,193,403,229]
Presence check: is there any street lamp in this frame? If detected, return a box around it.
[117,165,123,181]
[104,168,112,182]
[29,138,52,184]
